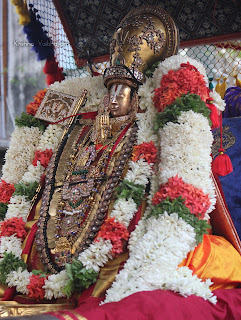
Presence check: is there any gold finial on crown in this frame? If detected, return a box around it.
[103,5,179,89]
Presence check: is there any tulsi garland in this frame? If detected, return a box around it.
[13,182,40,201]
[15,112,46,132]
[153,93,211,131]
[0,203,8,220]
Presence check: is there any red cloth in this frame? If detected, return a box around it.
[1,287,15,301]
[61,289,241,320]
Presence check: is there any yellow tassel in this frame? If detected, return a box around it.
[11,0,22,5]
[215,77,221,92]
[11,0,30,25]
[219,77,227,99]
[234,74,241,88]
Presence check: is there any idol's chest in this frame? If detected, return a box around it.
[35,123,137,273]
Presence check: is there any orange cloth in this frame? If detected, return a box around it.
[179,234,241,290]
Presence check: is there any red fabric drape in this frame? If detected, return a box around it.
[49,288,241,320]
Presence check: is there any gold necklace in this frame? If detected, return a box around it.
[51,122,133,267]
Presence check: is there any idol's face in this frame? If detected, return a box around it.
[109,84,132,117]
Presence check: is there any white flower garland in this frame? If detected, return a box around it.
[3,124,64,295]
[158,110,216,218]
[104,213,200,303]
[110,198,137,227]
[43,270,69,300]
[2,127,42,184]
[78,239,113,273]
[5,195,31,221]
[0,235,22,258]
[6,267,31,295]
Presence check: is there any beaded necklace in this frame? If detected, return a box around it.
[35,119,137,272]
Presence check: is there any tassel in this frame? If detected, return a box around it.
[206,97,220,129]
[43,57,65,85]
[23,5,55,60]
[209,77,214,91]
[11,0,30,25]
[212,113,233,176]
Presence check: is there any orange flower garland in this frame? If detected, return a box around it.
[0,180,15,204]
[96,218,129,256]
[153,62,210,112]
[152,175,211,219]
[132,141,157,165]
[26,88,47,116]
[0,217,27,240]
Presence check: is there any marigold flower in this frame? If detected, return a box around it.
[26,101,39,116]
[26,88,47,116]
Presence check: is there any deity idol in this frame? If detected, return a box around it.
[0,5,241,320]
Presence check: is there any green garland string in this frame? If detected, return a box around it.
[13,181,39,201]
[0,203,8,221]
[64,260,98,298]
[15,112,46,132]
[147,197,210,244]
[0,252,27,284]
[116,180,145,207]
[153,93,211,132]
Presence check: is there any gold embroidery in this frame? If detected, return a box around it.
[212,125,236,158]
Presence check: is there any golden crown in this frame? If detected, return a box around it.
[104,5,179,89]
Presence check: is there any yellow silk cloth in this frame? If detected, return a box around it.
[179,234,241,290]
[92,252,129,297]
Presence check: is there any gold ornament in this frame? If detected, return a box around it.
[104,5,179,89]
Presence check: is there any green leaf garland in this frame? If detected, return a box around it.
[64,260,98,297]
[13,181,39,201]
[148,197,210,244]
[0,203,8,221]
[15,112,46,132]
[116,180,145,207]
[153,94,211,131]
[0,252,27,284]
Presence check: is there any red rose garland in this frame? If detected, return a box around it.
[27,274,46,300]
